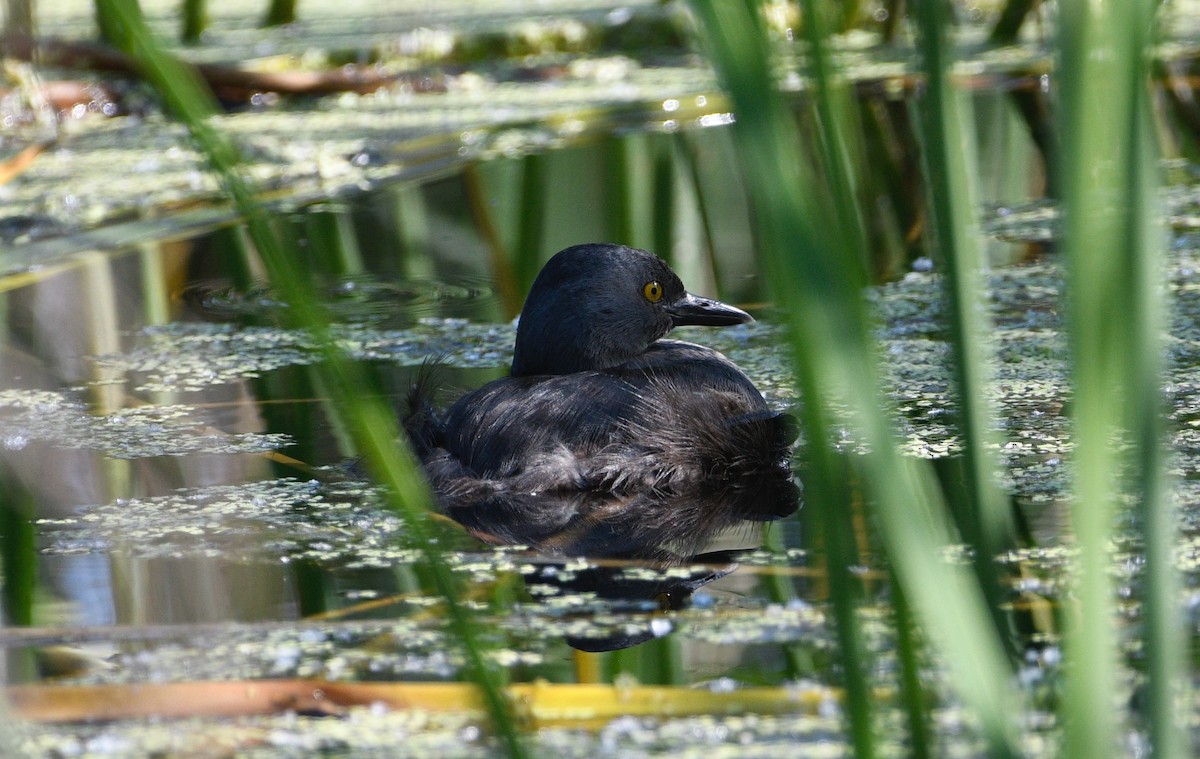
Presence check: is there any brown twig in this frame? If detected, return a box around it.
[0,139,52,185]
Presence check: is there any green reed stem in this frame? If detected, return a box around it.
[912,0,1016,658]
[688,2,1019,755]
[819,449,874,759]
[0,483,35,629]
[261,0,296,27]
[604,137,635,246]
[800,0,868,290]
[606,135,653,249]
[392,185,436,279]
[94,3,525,754]
[464,164,521,318]
[1058,2,1183,757]
[181,0,207,43]
[303,203,364,274]
[795,5,874,749]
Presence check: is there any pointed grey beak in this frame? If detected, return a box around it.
[666,292,753,327]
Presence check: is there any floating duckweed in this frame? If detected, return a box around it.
[12,704,879,757]
[0,389,291,457]
[52,620,470,685]
[96,320,515,392]
[95,323,317,392]
[40,478,409,563]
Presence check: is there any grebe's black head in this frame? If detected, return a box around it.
[511,244,752,376]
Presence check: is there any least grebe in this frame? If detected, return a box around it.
[407,243,798,560]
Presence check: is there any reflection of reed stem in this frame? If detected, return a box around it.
[515,153,546,297]
[463,164,521,318]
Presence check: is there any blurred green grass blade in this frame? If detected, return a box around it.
[648,636,683,685]
[912,0,1016,656]
[391,185,436,278]
[1058,2,1150,756]
[817,449,874,758]
[1059,1,1184,757]
[464,164,522,317]
[137,242,170,325]
[211,224,257,288]
[792,18,882,746]
[989,0,1037,45]
[779,5,875,750]
[605,135,652,249]
[687,2,1019,755]
[799,0,868,290]
[94,3,525,754]
[604,137,635,246]
[1126,9,1185,758]
[892,575,931,759]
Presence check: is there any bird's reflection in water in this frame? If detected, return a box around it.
[453,482,799,652]
[524,548,746,652]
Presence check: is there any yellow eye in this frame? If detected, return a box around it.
[643,281,664,303]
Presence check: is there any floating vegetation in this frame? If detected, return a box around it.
[0,389,291,458]
[95,320,513,393]
[60,620,479,683]
[38,478,410,564]
[3,594,833,691]
[982,176,1200,244]
[15,706,489,758]
[13,702,859,758]
[17,593,829,686]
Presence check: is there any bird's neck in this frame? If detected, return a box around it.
[512,324,651,377]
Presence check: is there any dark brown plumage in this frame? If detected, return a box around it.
[406,243,798,560]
